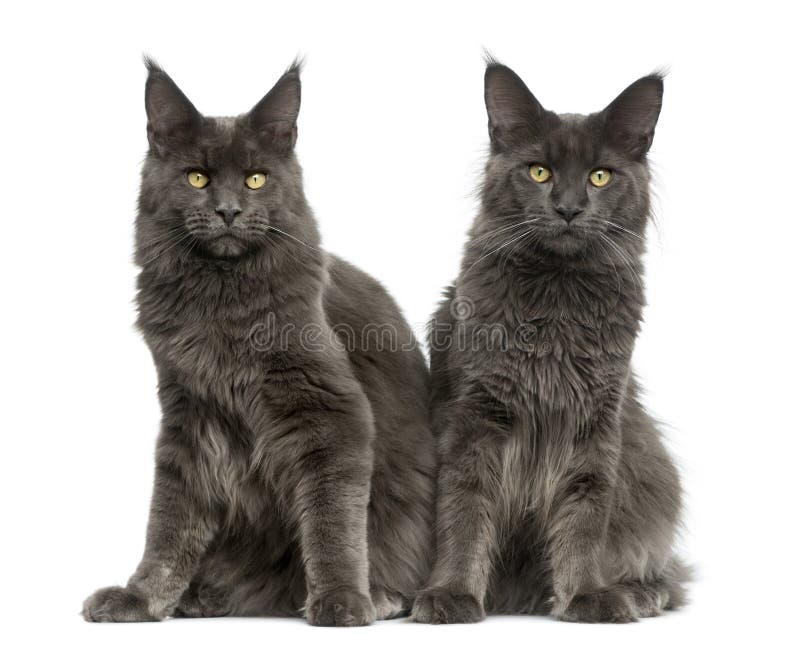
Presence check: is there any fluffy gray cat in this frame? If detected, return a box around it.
[412,61,687,624]
[82,60,434,626]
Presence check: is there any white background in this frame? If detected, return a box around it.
[1,1,797,644]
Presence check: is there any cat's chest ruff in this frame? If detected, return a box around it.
[168,320,258,375]
[173,325,288,514]
[143,306,269,415]
[484,275,637,413]
[162,312,244,362]
[188,412,289,523]
[508,314,607,413]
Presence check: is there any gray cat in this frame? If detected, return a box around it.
[412,61,687,624]
[82,60,434,626]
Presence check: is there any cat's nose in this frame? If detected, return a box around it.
[216,206,242,226]
[555,205,584,223]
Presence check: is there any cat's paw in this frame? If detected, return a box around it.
[411,588,485,624]
[556,589,637,624]
[82,585,159,622]
[306,587,376,627]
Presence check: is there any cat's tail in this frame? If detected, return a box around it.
[614,557,692,618]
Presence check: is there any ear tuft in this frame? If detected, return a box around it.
[285,55,305,77]
[143,54,162,75]
[248,60,303,152]
[482,47,500,67]
[144,57,201,154]
[484,61,550,152]
[602,74,664,159]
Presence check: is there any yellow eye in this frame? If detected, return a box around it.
[245,172,267,190]
[187,171,209,189]
[529,164,551,183]
[589,168,612,187]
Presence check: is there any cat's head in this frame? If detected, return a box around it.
[480,61,663,258]
[136,58,316,266]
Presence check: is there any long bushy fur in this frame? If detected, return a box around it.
[82,60,434,626]
[412,62,687,624]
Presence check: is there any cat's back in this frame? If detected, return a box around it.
[323,254,428,415]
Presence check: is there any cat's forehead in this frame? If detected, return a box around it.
[541,113,601,163]
[193,116,265,169]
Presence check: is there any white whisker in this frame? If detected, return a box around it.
[267,226,319,254]
[143,230,194,265]
[462,224,539,278]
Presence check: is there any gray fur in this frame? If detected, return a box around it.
[82,60,434,626]
[412,61,687,624]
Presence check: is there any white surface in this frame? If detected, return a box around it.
[1,1,797,644]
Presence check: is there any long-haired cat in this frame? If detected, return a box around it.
[82,60,434,626]
[412,60,687,624]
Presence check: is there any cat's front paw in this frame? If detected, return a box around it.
[556,589,636,623]
[306,587,376,627]
[411,588,485,624]
[82,585,159,623]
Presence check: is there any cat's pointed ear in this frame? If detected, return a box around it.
[248,60,302,152]
[484,61,547,151]
[601,74,664,159]
[144,57,201,154]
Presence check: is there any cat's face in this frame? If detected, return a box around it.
[137,60,311,264]
[481,63,663,258]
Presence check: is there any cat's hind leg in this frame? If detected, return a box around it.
[619,557,690,616]
[561,557,689,623]
[173,525,307,618]
[568,397,689,622]
[371,587,410,620]
[173,580,231,618]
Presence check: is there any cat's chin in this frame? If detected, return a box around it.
[202,235,252,260]
[540,230,590,256]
